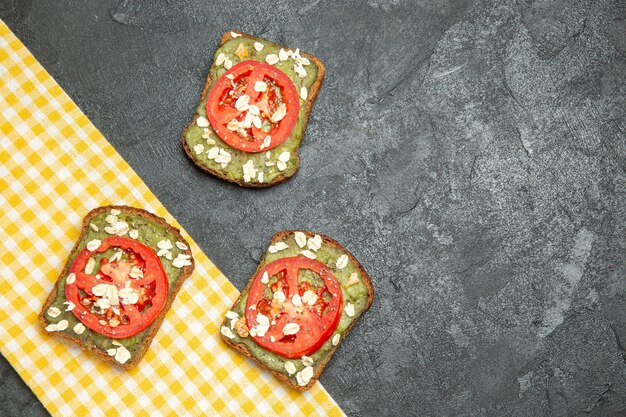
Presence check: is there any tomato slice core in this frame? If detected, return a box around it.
[245,256,343,358]
[65,236,168,339]
[206,60,300,153]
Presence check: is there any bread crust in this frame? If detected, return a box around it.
[38,205,195,369]
[181,29,325,188]
[220,230,374,390]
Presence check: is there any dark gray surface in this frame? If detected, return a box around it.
[1,0,625,416]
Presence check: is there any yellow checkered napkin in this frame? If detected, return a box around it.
[0,21,344,417]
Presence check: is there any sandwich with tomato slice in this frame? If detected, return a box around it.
[39,206,195,368]
[182,30,324,187]
[220,231,374,390]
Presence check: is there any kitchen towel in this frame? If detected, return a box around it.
[0,20,343,417]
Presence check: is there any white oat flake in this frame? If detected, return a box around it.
[157,248,171,258]
[268,241,289,253]
[97,298,111,310]
[242,159,258,183]
[207,146,220,160]
[300,86,308,100]
[302,290,318,306]
[86,239,101,252]
[275,241,290,251]
[292,294,302,307]
[114,345,132,364]
[307,234,322,252]
[282,322,300,335]
[91,283,109,297]
[84,257,96,274]
[221,326,236,339]
[66,273,76,285]
[157,239,173,250]
[345,302,355,317]
[129,266,143,279]
[294,63,307,78]
[215,53,226,66]
[300,250,316,259]
[230,31,242,38]
[261,271,269,284]
[265,54,280,65]
[255,324,269,337]
[270,103,287,123]
[193,143,204,155]
[248,105,260,118]
[47,307,61,318]
[256,314,270,326]
[225,311,239,320]
[196,116,210,128]
[278,48,290,61]
[104,221,129,236]
[176,241,188,250]
[110,209,121,216]
[259,136,272,151]
[332,333,341,346]
[284,361,296,375]
[89,223,99,232]
[235,94,251,111]
[278,151,291,163]
[129,229,139,239]
[301,355,314,366]
[56,320,69,331]
[172,253,192,268]
[336,254,349,270]
[73,323,86,335]
[254,81,268,92]
[294,231,307,248]
[254,42,264,52]
[296,366,314,386]
[273,290,286,303]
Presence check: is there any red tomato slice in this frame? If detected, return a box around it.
[206,60,300,153]
[245,256,343,358]
[65,236,168,339]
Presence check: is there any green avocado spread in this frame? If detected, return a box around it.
[223,232,371,382]
[42,210,188,362]
[183,36,320,184]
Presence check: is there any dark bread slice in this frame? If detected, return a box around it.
[38,205,195,369]
[182,30,325,188]
[220,230,374,391]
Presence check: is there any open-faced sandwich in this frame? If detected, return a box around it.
[182,30,325,187]
[220,231,374,390]
[39,206,195,369]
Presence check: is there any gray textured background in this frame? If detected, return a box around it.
[1,0,625,416]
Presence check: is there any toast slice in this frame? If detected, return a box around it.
[182,30,325,187]
[220,231,374,390]
[39,206,195,369]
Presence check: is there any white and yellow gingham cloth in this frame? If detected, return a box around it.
[0,21,344,417]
